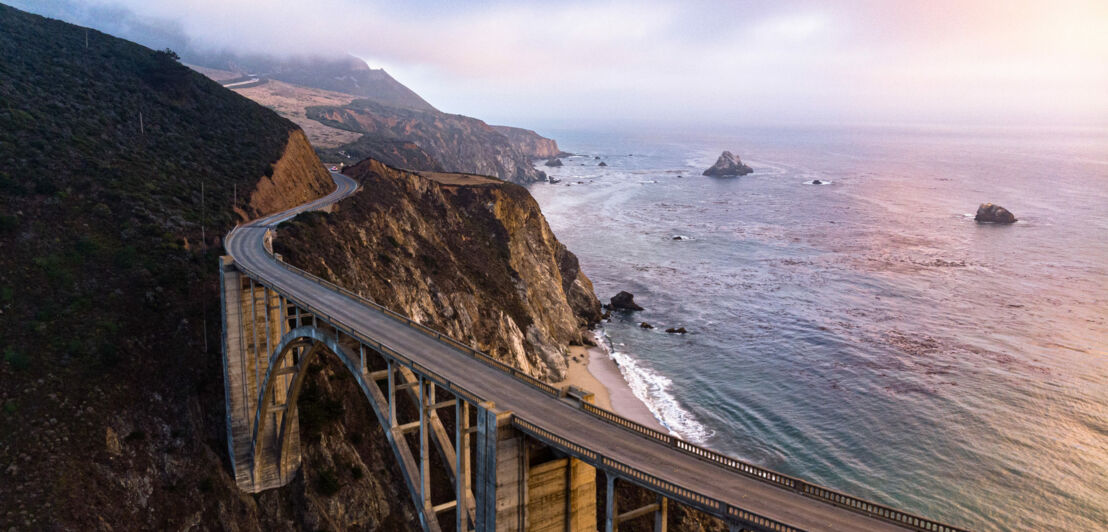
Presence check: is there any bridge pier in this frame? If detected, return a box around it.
[220,257,302,492]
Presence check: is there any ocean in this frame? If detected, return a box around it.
[527,125,1108,531]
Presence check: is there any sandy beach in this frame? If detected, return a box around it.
[564,344,667,433]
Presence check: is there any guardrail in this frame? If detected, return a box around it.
[226,222,967,532]
[512,416,801,532]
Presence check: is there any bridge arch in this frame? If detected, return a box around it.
[233,314,484,532]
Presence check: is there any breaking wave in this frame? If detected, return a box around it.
[596,331,714,444]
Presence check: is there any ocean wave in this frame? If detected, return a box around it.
[595,330,714,443]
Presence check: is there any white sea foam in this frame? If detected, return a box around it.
[595,330,714,444]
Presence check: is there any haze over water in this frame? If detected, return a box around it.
[529,125,1108,531]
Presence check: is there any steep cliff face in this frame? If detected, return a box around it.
[275,158,602,381]
[308,100,549,184]
[244,129,334,219]
[492,125,563,159]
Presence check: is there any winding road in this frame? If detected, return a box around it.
[225,171,954,531]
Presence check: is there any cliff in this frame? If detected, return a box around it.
[492,125,563,159]
[275,158,603,381]
[242,129,334,220]
[308,99,549,184]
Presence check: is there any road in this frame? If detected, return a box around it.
[226,172,926,531]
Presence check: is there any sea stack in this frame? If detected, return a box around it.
[544,158,563,167]
[974,203,1017,224]
[703,151,753,176]
[609,291,644,311]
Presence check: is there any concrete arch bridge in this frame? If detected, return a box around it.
[220,173,966,532]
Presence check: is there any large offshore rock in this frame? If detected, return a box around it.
[703,151,753,176]
[974,203,1017,223]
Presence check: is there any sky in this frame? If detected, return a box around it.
[14,0,1108,129]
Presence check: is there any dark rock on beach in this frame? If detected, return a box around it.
[665,327,687,334]
[975,203,1017,224]
[544,158,563,167]
[610,291,644,311]
[703,151,753,177]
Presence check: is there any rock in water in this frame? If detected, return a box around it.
[544,158,563,167]
[610,291,644,311]
[640,322,654,329]
[975,203,1017,223]
[598,161,608,167]
[665,327,687,334]
[812,179,823,185]
[703,151,753,176]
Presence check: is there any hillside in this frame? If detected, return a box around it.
[0,5,354,529]
[309,99,549,183]
[189,53,437,111]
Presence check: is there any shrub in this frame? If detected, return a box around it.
[315,468,340,496]
[0,214,17,233]
[4,348,29,371]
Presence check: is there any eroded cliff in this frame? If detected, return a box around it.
[492,125,563,159]
[243,129,335,219]
[275,158,603,381]
[308,100,549,184]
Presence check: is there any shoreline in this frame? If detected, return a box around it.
[565,343,668,433]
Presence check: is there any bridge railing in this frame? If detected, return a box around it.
[228,227,966,532]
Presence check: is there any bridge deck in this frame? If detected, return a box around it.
[227,173,923,531]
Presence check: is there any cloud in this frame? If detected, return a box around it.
[16,0,1108,128]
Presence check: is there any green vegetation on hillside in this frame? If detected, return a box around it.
[0,5,302,527]
[0,3,296,370]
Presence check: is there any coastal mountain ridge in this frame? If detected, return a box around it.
[187,52,560,184]
[188,53,438,112]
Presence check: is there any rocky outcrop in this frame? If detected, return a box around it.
[609,291,644,311]
[244,129,334,220]
[275,158,603,382]
[545,158,564,167]
[974,203,1017,223]
[492,125,562,159]
[703,151,753,177]
[307,100,548,184]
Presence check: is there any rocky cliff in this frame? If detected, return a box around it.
[492,125,563,159]
[275,158,603,381]
[308,99,549,184]
[243,129,335,219]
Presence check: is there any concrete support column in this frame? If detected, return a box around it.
[605,473,616,532]
[420,375,431,513]
[474,404,523,532]
[654,495,667,532]
[387,359,397,428]
[456,400,471,532]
